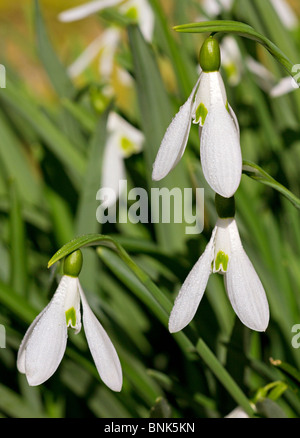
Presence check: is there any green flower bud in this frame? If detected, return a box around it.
[199,36,221,72]
[89,85,111,114]
[215,194,235,218]
[63,250,83,278]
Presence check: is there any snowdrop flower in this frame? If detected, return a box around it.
[270,75,299,97]
[220,36,243,86]
[169,195,269,333]
[200,0,233,18]
[100,112,144,208]
[17,250,122,391]
[59,0,155,42]
[152,36,242,198]
[243,56,299,97]
[225,407,250,418]
[67,27,121,80]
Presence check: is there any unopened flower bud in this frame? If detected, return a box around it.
[199,36,221,72]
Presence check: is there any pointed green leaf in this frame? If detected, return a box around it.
[242,160,300,210]
[173,20,296,79]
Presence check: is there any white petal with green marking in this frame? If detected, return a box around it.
[168,227,216,333]
[168,216,269,333]
[192,72,227,126]
[58,0,122,22]
[17,276,71,386]
[64,276,81,334]
[213,218,233,273]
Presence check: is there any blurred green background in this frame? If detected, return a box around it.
[1,0,300,418]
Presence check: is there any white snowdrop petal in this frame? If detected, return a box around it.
[168,229,216,333]
[200,104,242,197]
[225,407,249,418]
[58,0,122,22]
[270,0,298,29]
[119,0,155,42]
[17,302,51,374]
[227,103,240,137]
[152,79,200,181]
[224,222,269,331]
[67,34,104,79]
[23,276,71,385]
[270,76,299,97]
[79,286,122,392]
[100,136,126,208]
[192,72,227,125]
[107,112,144,157]
[64,277,82,334]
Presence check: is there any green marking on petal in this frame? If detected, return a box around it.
[124,7,138,21]
[225,100,230,113]
[195,103,208,125]
[224,63,238,81]
[65,307,76,327]
[215,251,229,272]
[120,136,136,157]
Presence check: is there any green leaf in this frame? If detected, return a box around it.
[149,397,172,418]
[0,383,48,418]
[255,398,287,418]
[173,20,296,78]
[45,188,75,247]
[47,234,130,269]
[9,182,28,297]
[128,25,192,252]
[75,111,108,235]
[242,160,300,210]
[0,108,42,206]
[34,0,87,149]
[74,110,109,290]
[34,0,75,98]
[270,358,300,391]
[0,281,37,324]
[0,81,86,188]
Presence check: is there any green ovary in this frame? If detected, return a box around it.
[195,103,208,124]
[225,63,238,80]
[215,251,229,272]
[225,100,230,113]
[125,7,138,21]
[120,136,136,156]
[65,307,76,327]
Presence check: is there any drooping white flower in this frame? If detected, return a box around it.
[200,0,233,18]
[152,37,242,198]
[243,56,299,98]
[225,407,250,418]
[168,216,269,333]
[270,75,299,97]
[100,112,144,208]
[17,273,122,391]
[220,36,243,86]
[67,27,121,80]
[58,0,155,42]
